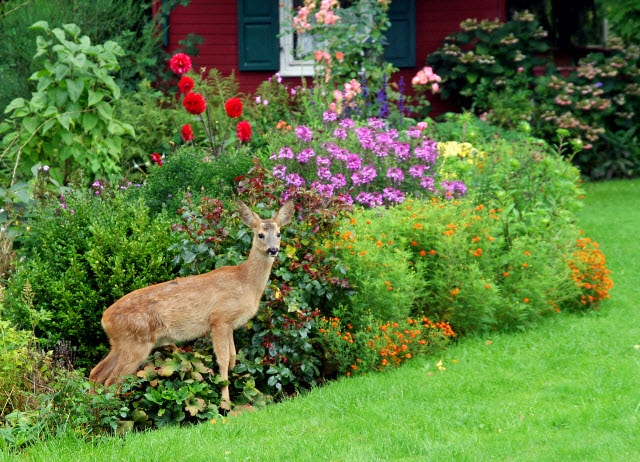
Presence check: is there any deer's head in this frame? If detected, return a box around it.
[238,201,295,257]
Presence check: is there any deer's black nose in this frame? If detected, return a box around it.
[267,248,279,256]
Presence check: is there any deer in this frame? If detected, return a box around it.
[89,200,295,408]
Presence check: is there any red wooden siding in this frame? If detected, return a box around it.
[166,0,505,111]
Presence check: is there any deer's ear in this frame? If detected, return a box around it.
[238,201,259,227]
[275,201,295,227]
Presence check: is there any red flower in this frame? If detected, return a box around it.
[183,92,206,115]
[225,97,243,118]
[177,75,194,93]
[236,121,252,142]
[169,53,192,75]
[181,124,194,142]
[150,152,163,166]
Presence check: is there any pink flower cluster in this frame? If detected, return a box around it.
[412,66,442,94]
[294,0,340,32]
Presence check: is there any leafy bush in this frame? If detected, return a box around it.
[427,11,549,110]
[142,145,254,214]
[0,0,191,116]
[0,22,135,185]
[535,40,640,178]
[2,187,181,368]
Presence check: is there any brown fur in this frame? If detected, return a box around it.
[89,201,295,407]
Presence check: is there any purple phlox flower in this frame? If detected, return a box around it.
[351,165,377,185]
[409,164,430,177]
[323,111,338,122]
[295,125,313,142]
[335,193,354,205]
[414,139,438,164]
[278,147,295,159]
[339,118,355,129]
[318,166,333,180]
[406,127,422,138]
[420,176,436,191]
[331,173,347,189]
[311,181,335,198]
[273,164,287,180]
[355,127,375,150]
[285,173,306,188]
[346,152,363,170]
[356,191,384,208]
[333,127,348,140]
[297,148,315,163]
[594,82,603,88]
[368,118,387,130]
[324,142,348,161]
[441,180,467,199]
[386,167,405,183]
[316,156,331,167]
[393,142,411,161]
[383,188,405,204]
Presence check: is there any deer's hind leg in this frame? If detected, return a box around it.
[103,341,154,387]
[89,349,120,385]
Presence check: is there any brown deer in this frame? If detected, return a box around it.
[89,200,295,408]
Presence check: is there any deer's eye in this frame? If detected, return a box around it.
[258,233,265,239]
[277,233,281,238]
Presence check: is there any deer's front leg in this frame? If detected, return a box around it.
[212,324,233,408]
[228,330,237,370]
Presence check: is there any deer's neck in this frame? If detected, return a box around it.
[242,249,277,296]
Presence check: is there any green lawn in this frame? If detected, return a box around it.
[6,179,640,462]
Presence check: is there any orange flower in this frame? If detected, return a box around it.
[419,249,427,257]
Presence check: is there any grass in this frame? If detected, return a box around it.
[4,179,640,461]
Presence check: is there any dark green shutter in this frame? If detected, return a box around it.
[384,0,416,68]
[237,0,279,71]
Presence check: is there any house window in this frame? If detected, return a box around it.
[279,0,315,77]
[237,0,415,73]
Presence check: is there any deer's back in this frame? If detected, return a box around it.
[101,265,259,345]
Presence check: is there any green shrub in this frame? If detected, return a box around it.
[142,145,255,214]
[334,211,425,327]
[0,22,134,185]
[427,11,549,111]
[2,187,181,368]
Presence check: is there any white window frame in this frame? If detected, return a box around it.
[278,0,315,77]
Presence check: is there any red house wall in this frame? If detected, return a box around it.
[166,0,505,111]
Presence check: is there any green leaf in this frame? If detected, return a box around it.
[54,63,70,81]
[23,116,40,134]
[66,79,84,103]
[95,101,113,120]
[82,112,98,131]
[56,113,71,130]
[62,23,81,38]
[4,98,26,115]
[87,89,104,107]
[29,20,50,32]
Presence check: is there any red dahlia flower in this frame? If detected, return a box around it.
[225,97,243,118]
[150,152,163,166]
[183,92,206,115]
[177,75,194,93]
[181,124,194,142]
[169,53,192,75]
[236,121,252,142]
